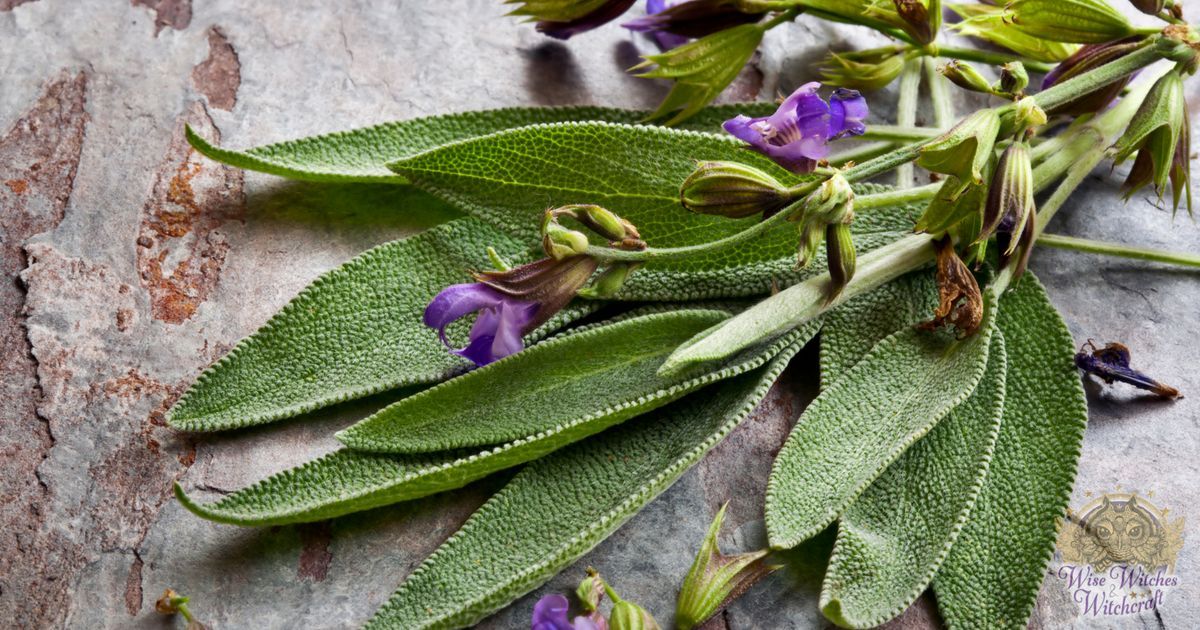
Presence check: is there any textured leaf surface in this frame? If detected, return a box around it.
[765,293,998,550]
[185,104,775,183]
[337,309,736,452]
[820,334,1007,629]
[934,275,1088,629]
[166,217,592,432]
[818,270,937,390]
[176,320,821,526]
[361,333,808,630]
[389,122,923,300]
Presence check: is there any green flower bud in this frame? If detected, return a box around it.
[1007,0,1134,44]
[575,570,605,612]
[939,61,993,95]
[825,222,857,302]
[1013,96,1047,131]
[636,23,764,124]
[948,4,1078,63]
[675,504,780,630]
[610,600,661,630]
[576,262,640,299]
[892,0,940,45]
[1112,70,1188,211]
[997,62,1029,96]
[680,161,794,219]
[917,109,1001,186]
[820,50,906,92]
[574,204,637,242]
[981,142,1035,256]
[542,220,591,260]
[794,173,854,270]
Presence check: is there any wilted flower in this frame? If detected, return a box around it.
[635,22,764,124]
[1041,37,1143,116]
[1075,341,1181,398]
[1007,0,1134,44]
[532,593,606,630]
[820,49,907,91]
[980,142,1035,255]
[509,0,638,40]
[679,160,794,218]
[675,504,779,630]
[920,237,984,337]
[424,256,598,366]
[723,82,868,173]
[623,0,762,49]
[1112,70,1190,214]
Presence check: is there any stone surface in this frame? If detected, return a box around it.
[1,1,1197,629]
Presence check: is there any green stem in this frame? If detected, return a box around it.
[932,45,1055,74]
[1031,39,1160,112]
[895,59,923,188]
[924,56,955,129]
[857,182,940,209]
[859,125,940,141]
[1037,234,1200,267]
[829,140,896,166]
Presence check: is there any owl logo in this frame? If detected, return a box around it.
[1058,493,1185,572]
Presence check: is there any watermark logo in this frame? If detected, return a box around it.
[1055,492,1185,617]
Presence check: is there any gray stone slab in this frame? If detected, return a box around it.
[1,1,1197,629]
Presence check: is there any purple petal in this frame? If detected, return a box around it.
[488,300,538,363]
[722,114,769,148]
[532,594,574,630]
[652,30,690,49]
[829,88,868,138]
[573,617,603,630]
[424,283,503,344]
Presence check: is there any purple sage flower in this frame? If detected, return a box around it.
[532,594,604,630]
[424,256,598,367]
[623,0,759,50]
[537,0,637,40]
[722,82,868,173]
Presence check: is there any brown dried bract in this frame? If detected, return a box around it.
[921,237,983,336]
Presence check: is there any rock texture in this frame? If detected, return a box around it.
[0,1,1196,628]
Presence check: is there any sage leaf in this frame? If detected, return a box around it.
[166,217,592,432]
[934,275,1088,629]
[185,104,774,183]
[175,318,820,526]
[338,309,777,452]
[764,291,999,550]
[360,333,808,630]
[388,122,923,300]
[820,334,1007,629]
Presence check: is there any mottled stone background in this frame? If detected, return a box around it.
[1,1,1196,628]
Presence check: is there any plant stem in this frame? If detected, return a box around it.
[895,59,923,188]
[830,141,895,166]
[1032,39,1160,112]
[857,183,940,209]
[924,57,955,129]
[932,45,1055,74]
[1036,234,1200,267]
[860,125,940,141]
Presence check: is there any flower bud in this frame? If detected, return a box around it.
[1007,0,1134,44]
[1129,0,1167,15]
[997,62,1029,96]
[917,109,1001,186]
[576,570,606,612]
[820,50,906,92]
[542,220,592,260]
[980,142,1034,255]
[680,161,793,219]
[892,0,939,45]
[610,600,660,630]
[939,61,993,95]
[575,204,638,241]
[825,222,857,302]
[1041,37,1142,116]
[921,237,984,337]
[675,504,780,630]
[794,174,854,271]
[577,262,640,299]
[1013,96,1047,131]
[1112,70,1187,211]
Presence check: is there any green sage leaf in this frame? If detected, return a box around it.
[175,318,820,525]
[764,290,999,550]
[360,332,807,629]
[820,334,1007,629]
[387,122,923,300]
[185,104,774,183]
[934,274,1088,629]
[166,217,591,432]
